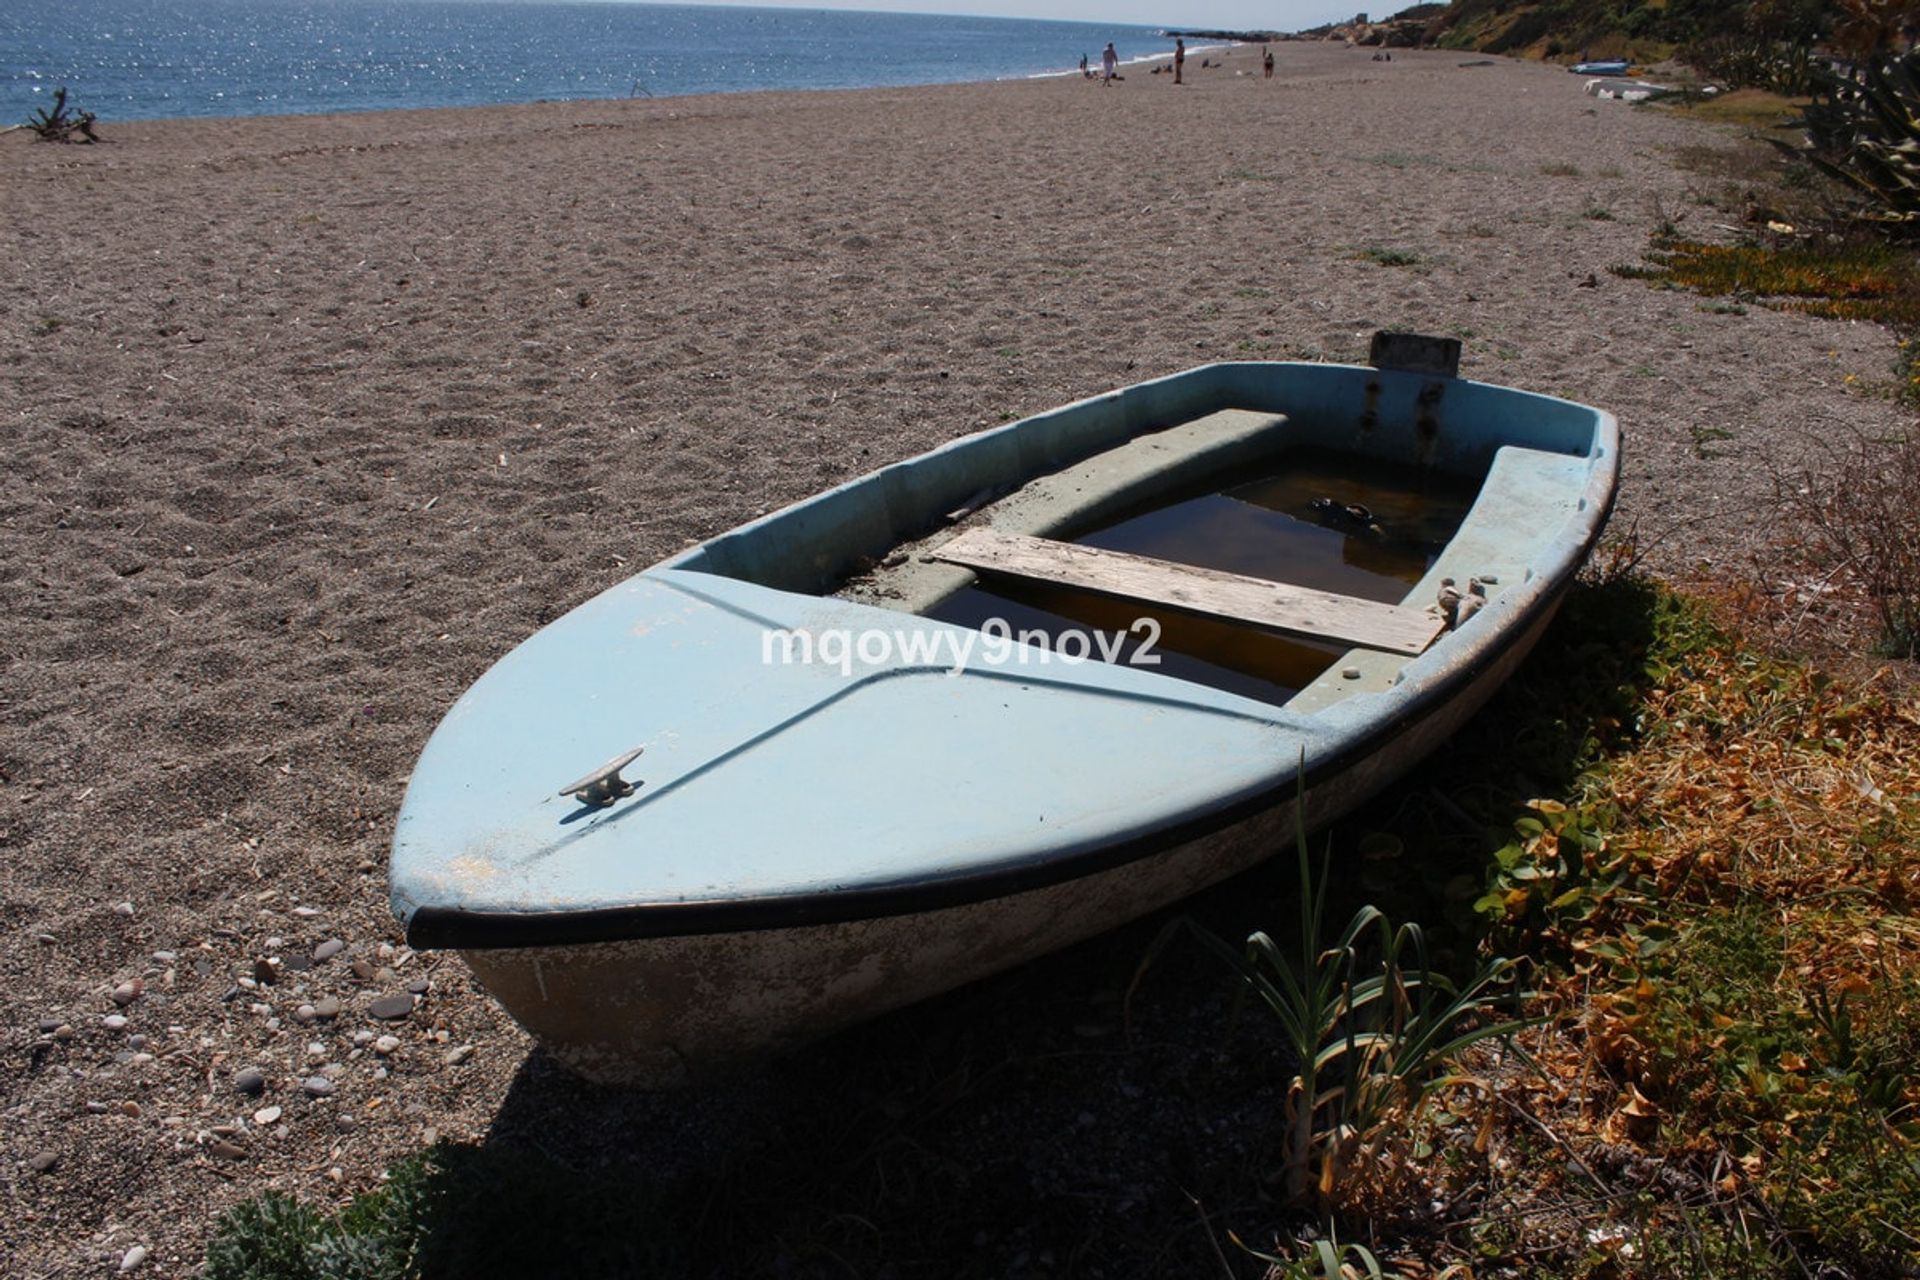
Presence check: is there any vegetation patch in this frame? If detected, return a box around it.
[1798,44,1920,227]
[1658,87,1807,132]
[1357,246,1425,268]
[1774,425,1920,659]
[1292,574,1920,1277]
[1613,236,1920,402]
[1481,597,1920,1273]
[1359,151,1436,170]
[203,1144,689,1280]
[1613,237,1920,323]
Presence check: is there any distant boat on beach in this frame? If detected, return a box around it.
[1569,59,1632,76]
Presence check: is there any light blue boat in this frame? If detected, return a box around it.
[390,335,1618,1085]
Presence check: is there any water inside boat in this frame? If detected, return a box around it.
[927,449,1483,705]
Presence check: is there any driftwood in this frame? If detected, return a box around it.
[26,87,100,144]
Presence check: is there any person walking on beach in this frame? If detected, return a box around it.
[1102,42,1118,84]
[1080,52,1091,78]
[1263,46,1274,78]
[1173,38,1185,84]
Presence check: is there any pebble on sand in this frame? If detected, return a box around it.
[314,938,346,963]
[302,1075,335,1098]
[253,1104,282,1125]
[232,1066,266,1095]
[368,994,415,1020]
[119,1245,147,1272]
[29,1149,58,1173]
[110,979,143,1006]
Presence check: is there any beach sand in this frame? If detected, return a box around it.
[1,40,1908,1276]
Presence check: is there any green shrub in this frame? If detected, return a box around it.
[1802,45,1920,225]
[200,1144,688,1279]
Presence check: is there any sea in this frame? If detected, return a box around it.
[1,0,1182,124]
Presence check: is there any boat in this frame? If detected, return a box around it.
[1585,77,1678,102]
[1569,58,1631,75]
[388,333,1619,1086]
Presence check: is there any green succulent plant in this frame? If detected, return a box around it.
[1803,46,1920,225]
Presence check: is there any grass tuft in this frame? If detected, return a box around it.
[1356,246,1423,268]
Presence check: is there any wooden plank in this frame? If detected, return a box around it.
[931,528,1445,656]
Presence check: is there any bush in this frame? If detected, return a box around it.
[1684,35,1821,91]
[1802,45,1920,225]
[1777,427,1920,658]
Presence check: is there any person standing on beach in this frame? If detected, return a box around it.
[1263,46,1274,78]
[1173,38,1185,84]
[1102,42,1118,84]
[1080,52,1090,78]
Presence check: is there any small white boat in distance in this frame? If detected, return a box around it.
[389,333,1619,1086]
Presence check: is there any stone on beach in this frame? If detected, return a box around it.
[368,994,415,1020]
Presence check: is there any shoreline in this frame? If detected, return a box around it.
[1026,40,1238,82]
[37,38,1263,140]
[3,39,1910,1277]
[5,6,1194,129]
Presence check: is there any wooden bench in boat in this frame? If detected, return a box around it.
[841,407,1292,615]
[931,527,1446,656]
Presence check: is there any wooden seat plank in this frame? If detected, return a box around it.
[931,528,1444,656]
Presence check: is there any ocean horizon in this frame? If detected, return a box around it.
[2,0,1200,125]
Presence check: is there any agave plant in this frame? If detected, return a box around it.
[1802,46,1920,225]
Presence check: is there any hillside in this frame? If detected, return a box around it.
[1315,0,1844,69]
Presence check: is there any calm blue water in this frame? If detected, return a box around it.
[1,0,1174,123]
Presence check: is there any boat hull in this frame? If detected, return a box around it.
[463,595,1562,1086]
